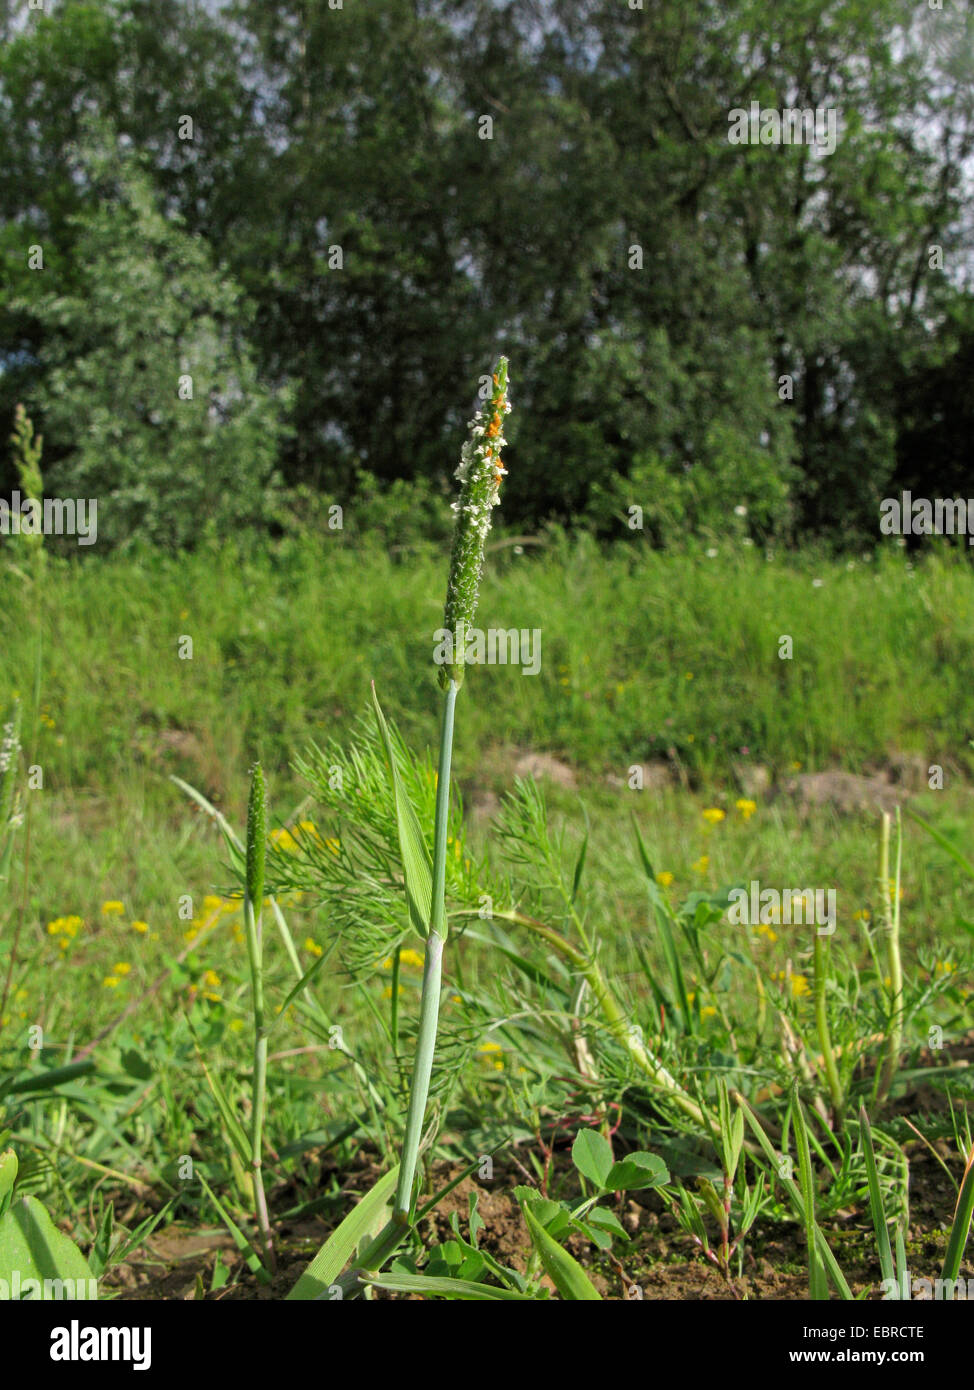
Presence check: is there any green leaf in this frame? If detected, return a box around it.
[571,832,588,904]
[522,1201,602,1300]
[738,1092,853,1299]
[729,1107,746,1180]
[110,1199,175,1270]
[4,1059,96,1097]
[905,808,974,881]
[267,948,331,1035]
[585,1206,630,1242]
[198,1175,270,1286]
[571,1129,614,1188]
[510,1192,572,1240]
[371,684,433,939]
[169,774,246,873]
[794,1091,828,1301]
[188,1023,251,1170]
[697,1177,726,1227]
[605,1151,669,1192]
[88,1201,115,1279]
[632,817,694,1032]
[0,1150,17,1211]
[570,1217,612,1251]
[940,1141,974,1290]
[859,1106,895,1291]
[0,1195,94,1297]
[363,1270,534,1300]
[288,1165,399,1300]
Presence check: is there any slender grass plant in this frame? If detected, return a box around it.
[392,359,512,1222]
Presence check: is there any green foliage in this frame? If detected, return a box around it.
[287,1165,401,1300]
[269,710,488,979]
[2,0,973,541]
[11,121,285,550]
[521,1200,602,1300]
[0,1149,94,1299]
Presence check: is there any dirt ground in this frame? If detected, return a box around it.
[102,1031,974,1301]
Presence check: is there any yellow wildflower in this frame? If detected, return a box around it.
[692,855,710,874]
[655,871,674,888]
[304,937,323,958]
[735,798,757,821]
[101,901,125,915]
[702,808,725,825]
[381,949,425,971]
[47,914,84,938]
[270,827,299,854]
[131,919,149,934]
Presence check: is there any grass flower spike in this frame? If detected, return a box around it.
[440,358,511,689]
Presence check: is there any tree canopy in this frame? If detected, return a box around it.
[2,0,972,547]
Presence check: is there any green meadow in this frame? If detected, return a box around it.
[1,533,972,1301]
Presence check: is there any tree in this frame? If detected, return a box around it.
[12,123,285,549]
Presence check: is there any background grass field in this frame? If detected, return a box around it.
[4,536,973,1030]
[2,535,973,1300]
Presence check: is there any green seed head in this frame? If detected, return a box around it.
[246,761,266,911]
[440,358,511,690]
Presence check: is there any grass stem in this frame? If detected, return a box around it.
[813,932,843,1125]
[393,678,458,1220]
[244,764,275,1271]
[877,811,904,1105]
[244,892,274,1270]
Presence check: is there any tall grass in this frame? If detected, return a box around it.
[2,540,972,801]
